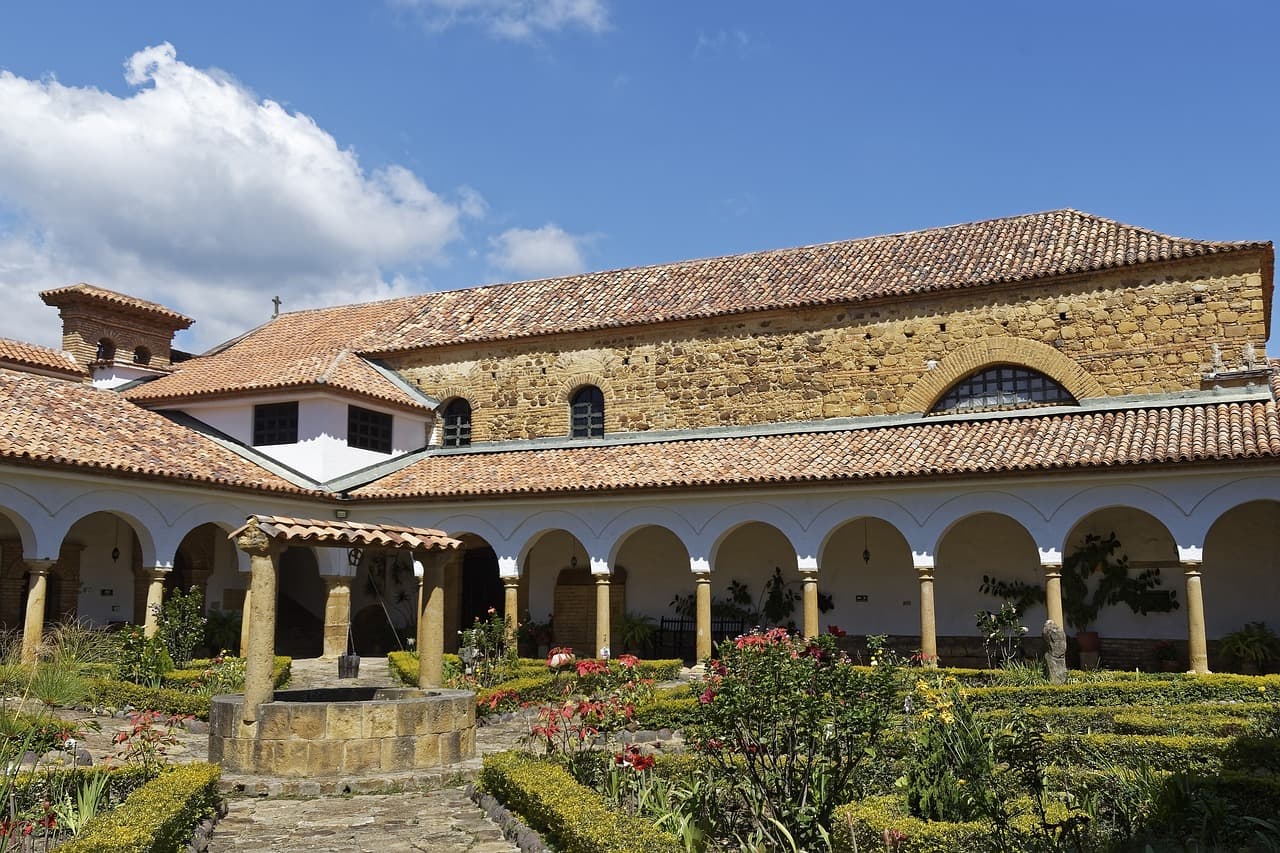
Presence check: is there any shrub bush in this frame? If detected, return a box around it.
[480,751,681,853]
[966,673,1280,709]
[832,794,1063,853]
[58,763,221,853]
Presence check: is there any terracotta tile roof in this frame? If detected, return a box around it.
[115,211,1268,407]
[371,209,1270,353]
[0,339,85,378]
[122,296,434,410]
[233,515,460,551]
[40,284,194,328]
[350,395,1280,500]
[0,368,313,495]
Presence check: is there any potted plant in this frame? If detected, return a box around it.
[616,611,656,655]
[1217,622,1280,674]
[980,532,1179,653]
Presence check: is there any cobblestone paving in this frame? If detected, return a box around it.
[210,786,518,852]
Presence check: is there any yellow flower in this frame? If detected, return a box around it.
[940,711,954,725]
[956,778,966,785]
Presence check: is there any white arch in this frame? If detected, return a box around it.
[0,484,45,556]
[1048,484,1189,555]
[50,492,168,567]
[708,517,800,572]
[607,520,694,569]
[810,497,926,564]
[1185,475,1280,545]
[923,490,1052,556]
[510,510,599,568]
[699,501,807,566]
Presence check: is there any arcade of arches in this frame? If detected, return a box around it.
[5,490,1276,675]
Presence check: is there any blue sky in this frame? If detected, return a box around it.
[0,2,1277,352]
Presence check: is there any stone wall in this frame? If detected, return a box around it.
[393,255,1269,442]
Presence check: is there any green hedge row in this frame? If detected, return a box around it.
[161,656,291,692]
[10,766,153,815]
[88,656,292,719]
[59,763,221,853]
[975,701,1275,737]
[480,751,682,853]
[831,794,1056,853]
[1042,732,1280,774]
[965,673,1280,709]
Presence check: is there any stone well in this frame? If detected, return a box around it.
[209,687,476,777]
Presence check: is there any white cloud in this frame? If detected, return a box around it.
[0,43,464,350]
[488,224,588,279]
[694,29,753,59]
[393,0,608,41]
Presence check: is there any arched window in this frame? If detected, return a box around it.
[930,365,1077,415]
[441,398,472,448]
[95,338,116,362]
[132,346,151,366]
[570,385,604,438]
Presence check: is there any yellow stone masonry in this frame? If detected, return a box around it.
[392,256,1268,442]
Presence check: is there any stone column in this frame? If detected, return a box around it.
[20,559,56,663]
[142,568,168,638]
[594,573,612,658]
[238,587,252,657]
[236,519,280,724]
[418,550,447,688]
[1183,560,1209,674]
[502,576,520,651]
[800,570,819,639]
[695,574,712,662]
[322,576,352,658]
[916,557,938,668]
[1042,560,1064,630]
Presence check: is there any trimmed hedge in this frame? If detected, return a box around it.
[162,655,291,692]
[59,763,221,853]
[480,751,682,853]
[974,701,1274,736]
[88,656,292,720]
[631,695,698,731]
[1043,732,1280,774]
[966,673,1280,709]
[831,794,1062,853]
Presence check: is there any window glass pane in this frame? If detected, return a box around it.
[442,398,472,448]
[347,405,393,453]
[929,366,1076,415]
[253,402,298,446]
[570,386,604,438]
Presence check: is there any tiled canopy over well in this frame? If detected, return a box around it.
[0,209,1276,674]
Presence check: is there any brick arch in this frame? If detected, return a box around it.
[435,384,483,444]
[556,372,618,434]
[902,337,1103,414]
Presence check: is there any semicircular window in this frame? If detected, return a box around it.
[930,366,1077,415]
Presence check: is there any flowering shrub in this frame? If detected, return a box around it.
[458,608,516,688]
[684,629,903,850]
[106,710,191,774]
[902,675,1001,822]
[547,647,576,670]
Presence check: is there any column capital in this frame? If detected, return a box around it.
[234,518,280,557]
[594,573,611,586]
[1180,559,1203,573]
[24,558,56,574]
[799,568,818,581]
[141,566,171,580]
[694,573,711,585]
[1041,561,1063,577]
[502,575,520,590]
[321,574,351,589]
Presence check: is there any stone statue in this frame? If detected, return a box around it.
[1043,619,1067,684]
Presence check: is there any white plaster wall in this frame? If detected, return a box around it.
[1203,500,1280,638]
[712,522,800,627]
[1065,508,1182,640]
[524,531,589,623]
[204,531,244,613]
[177,394,428,482]
[69,513,137,626]
[613,526,691,618]
[821,518,917,636]
[936,513,1044,637]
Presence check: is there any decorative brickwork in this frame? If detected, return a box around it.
[902,337,1105,413]
[395,257,1268,441]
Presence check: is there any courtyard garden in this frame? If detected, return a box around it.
[385,609,1280,853]
[0,588,287,851]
